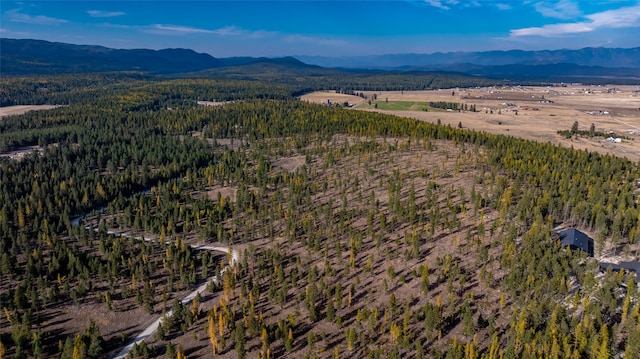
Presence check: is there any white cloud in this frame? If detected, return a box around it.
[100,22,134,30]
[99,21,275,40]
[153,24,215,34]
[422,0,463,10]
[6,9,67,25]
[247,29,278,39]
[211,26,245,36]
[511,22,593,37]
[409,0,487,10]
[511,4,640,37]
[534,0,582,20]
[424,0,451,10]
[143,24,260,37]
[586,5,640,28]
[496,3,512,11]
[141,23,348,50]
[87,10,125,18]
[144,24,219,35]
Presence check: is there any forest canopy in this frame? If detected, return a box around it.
[1,75,640,358]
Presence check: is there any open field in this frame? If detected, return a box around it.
[0,104,62,118]
[196,100,233,107]
[369,101,433,111]
[302,85,640,161]
[305,91,368,107]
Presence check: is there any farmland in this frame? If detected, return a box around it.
[303,85,640,161]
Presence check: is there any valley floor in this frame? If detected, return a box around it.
[302,85,640,161]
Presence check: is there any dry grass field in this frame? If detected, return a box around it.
[0,104,61,118]
[302,85,640,161]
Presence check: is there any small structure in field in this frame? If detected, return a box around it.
[558,228,594,257]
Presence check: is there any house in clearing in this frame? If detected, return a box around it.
[558,228,594,257]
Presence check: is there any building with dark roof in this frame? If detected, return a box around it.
[559,228,594,257]
[600,261,640,282]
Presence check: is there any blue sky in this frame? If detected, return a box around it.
[2,1,640,57]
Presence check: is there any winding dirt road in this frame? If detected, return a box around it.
[109,244,238,359]
[71,214,239,359]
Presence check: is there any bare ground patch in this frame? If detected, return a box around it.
[272,155,307,173]
[0,105,62,118]
[197,186,238,203]
[0,145,45,161]
[211,137,245,150]
[300,91,367,107]
[196,100,233,107]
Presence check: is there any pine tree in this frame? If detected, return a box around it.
[72,335,84,359]
[625,323,640,359]
[390,322,401,343]
[285,328,293,351]
[571,121,579,135]
[165,342,176,358]
[260,327,270,359]
[346,328,356,350]
[176,344,186,359]
[208,315,218,354]
[421,264,429,294]
[327,298,335,322]
[235,321,246,359]
[620,296,631,327]
[598,325,609,359]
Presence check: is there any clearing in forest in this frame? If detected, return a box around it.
[0,104,62,118]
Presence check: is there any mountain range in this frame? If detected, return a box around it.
[297,47,640,70]
[2,38,640,81]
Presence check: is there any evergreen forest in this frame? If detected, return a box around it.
[1,73,640,359]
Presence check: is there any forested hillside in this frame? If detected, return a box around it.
[1,75,640,358]
[0,39,222,75]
